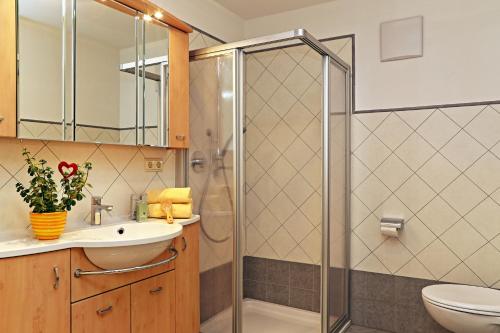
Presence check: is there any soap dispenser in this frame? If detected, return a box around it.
[135,194,148,222]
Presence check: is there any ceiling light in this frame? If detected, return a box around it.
[143,14,152,21]
[154,11,163,19]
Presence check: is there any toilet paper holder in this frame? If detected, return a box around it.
[381,217,404,230]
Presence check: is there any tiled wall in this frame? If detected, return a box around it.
[245,37,353,265]
[351,104,500,287]
[0,138,175,236]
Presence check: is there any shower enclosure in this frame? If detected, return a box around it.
[188,29,351,333]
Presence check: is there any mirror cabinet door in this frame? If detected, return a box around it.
[140,18,170,147]
[16,0,171,147]
[75,0,139,145]
[17,0,70,140]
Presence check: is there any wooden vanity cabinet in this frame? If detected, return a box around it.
[175,222,201,333]
[72,286,131,333]
[71,271,176,333]
[131,272,175,333]
[0,250,71,333]
[0,222,200,333]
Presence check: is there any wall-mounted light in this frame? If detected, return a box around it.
[154,11,163,19]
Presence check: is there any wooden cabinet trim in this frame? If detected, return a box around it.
[115,0,193,33]
[175,222,200,333]
[0,0,17,137]
[168,28,190,148]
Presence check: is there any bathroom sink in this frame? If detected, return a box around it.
[0,216,200,260]
[64,221,183,269]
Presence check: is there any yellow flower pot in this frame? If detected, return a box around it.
[30,211,67,240]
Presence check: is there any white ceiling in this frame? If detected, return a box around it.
[213,0,335,19]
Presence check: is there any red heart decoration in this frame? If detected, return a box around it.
[58,161,78,179]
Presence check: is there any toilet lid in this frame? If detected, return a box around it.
[422,284,500,316]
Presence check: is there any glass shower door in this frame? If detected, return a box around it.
[189,51,236,333]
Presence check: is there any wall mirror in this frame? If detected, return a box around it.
[17,0,171,147]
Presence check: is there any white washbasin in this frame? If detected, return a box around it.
[0,218,196,268]
[68,222,182,269]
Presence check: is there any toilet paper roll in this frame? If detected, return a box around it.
[381,226,399,237]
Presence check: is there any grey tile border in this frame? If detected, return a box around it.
[350,270,452,333]
[243,256,321,312]
[200,262,233,323]
[355,100,500,114]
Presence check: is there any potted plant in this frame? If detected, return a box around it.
[15,148,92,240]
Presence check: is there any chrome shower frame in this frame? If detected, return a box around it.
[189,29,352,333]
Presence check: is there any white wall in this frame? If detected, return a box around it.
[152,0,244,42]
[244,0,500,110]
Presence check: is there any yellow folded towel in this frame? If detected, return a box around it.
[147,187,192,204]
[159,187,192,204]
[148,203,165,218]
[146,189,164,204]
[148,202,192,219]
[172,203,193,219]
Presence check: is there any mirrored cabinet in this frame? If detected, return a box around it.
[1,0,191,148]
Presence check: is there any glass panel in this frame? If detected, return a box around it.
[328,61,348,331]
[17,0,65,140]
[75,0,137,144]
[189,53,235,333]
[242,42,322,333]
[142,18,169,146]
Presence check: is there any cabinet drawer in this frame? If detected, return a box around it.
[72,286,130,333]
[131,272,175,333]
[71,248,175,302]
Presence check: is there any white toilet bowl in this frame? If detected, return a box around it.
[422,284,500,333]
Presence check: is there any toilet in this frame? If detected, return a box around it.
[422,284,500,333]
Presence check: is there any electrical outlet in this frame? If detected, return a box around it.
[144,158,164,172]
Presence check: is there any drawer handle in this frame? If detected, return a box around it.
[150,286,163,294]
[0,116,4,122]
[53,266,60,289]
[182,236,187,251]
[96,305,113,316]
[74,247,178,277]
[176,135,185,141]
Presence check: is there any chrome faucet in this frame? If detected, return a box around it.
[90,196,113,225]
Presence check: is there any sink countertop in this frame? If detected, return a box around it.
[0,215,200,259]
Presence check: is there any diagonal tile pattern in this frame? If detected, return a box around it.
[352,105,500,287]
[0,138,175,233]
[244,37,353,265]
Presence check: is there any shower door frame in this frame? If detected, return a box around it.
[189,29,352,333]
